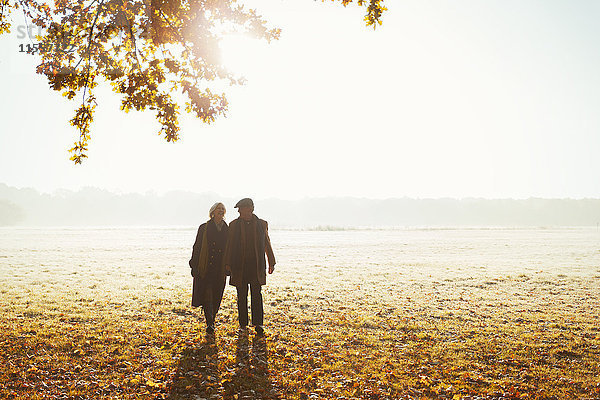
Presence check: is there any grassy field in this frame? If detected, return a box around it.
[2,269,600,399]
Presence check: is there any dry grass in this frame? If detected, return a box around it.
[1,272,600,399]
[1,227,600,399]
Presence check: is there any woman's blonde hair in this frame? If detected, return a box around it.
[209,202,226,219]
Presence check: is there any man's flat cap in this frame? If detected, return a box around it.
[235,198,254,208]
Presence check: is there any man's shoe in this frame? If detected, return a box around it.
[238,325,248,334]
[255,325,264,335]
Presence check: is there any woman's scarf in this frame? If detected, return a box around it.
[196,220,211,279]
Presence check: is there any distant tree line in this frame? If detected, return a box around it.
[1,184,599,227]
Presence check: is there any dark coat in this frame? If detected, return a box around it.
[189,220,228,307]
[224,214,276,287]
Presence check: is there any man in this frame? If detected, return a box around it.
[224,198,276,335]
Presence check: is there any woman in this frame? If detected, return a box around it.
[189,202,228,334]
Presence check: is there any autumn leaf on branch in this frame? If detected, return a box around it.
[337,0,387,27]
[1,0,385,163]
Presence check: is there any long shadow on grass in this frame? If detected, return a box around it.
[222,331,278,399]
[167,335,221,399]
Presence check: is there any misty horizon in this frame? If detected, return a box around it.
[4,182,600,201]
[2,183,599,228]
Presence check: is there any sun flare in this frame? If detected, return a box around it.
[219,34,260,73]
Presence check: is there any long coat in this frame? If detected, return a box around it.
[224,214,275,287]
[189,220,228,307]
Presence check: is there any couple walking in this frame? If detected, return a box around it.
[189,198,276,335]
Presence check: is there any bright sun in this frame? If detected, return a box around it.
[219,34,271,76]
[219,34,258,73]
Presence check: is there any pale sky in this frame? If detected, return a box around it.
[1,0,599,200]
